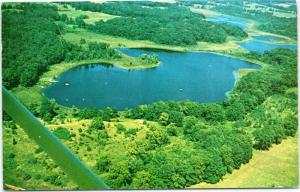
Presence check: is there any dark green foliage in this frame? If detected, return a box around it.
[68,1,248,46]
[89,117,105,131]
[95,155,111,173]
[258,18,297,39]
[145,126,170,150]
[40,99,58,122]
[225,100,246,121]
[203,152,227,183]
[107,161,132,188]
[131,171,152,189]
[35,147,44,154]
[2,3,65,88]
[78,107,119,121]
[283,115,298,136]
[253,128,275,150]
[8,153,16,159]
[199,104,226,123]
[226,49,297,117]
[64,41,121,62]
[53,127,71,140]
[168,111,184,127]
[2,3,121,89]
[166,123,179,136]
[116,124,126,134]
[220,24,248,39]
[80,38,86,44]
[23,173,32,181]
[124,128,139,138]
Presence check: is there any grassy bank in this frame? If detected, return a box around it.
[38,57,159,88]
[12,55,159,108]
[191,134,299,188]
[63,27,244,53]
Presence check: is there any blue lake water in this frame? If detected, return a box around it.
[207,15,297,53]
[240,40,297,53]
[44,49,260,110]
[252,35,287,42]
[206,15,250,30]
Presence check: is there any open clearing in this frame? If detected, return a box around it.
[55,3,119,24]
[191,135,299,188]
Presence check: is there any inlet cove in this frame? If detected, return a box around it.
[44,49,260,110]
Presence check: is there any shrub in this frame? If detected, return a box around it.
[53,127,71,140]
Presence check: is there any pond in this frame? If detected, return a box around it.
[206,15,250,30]
[251,35,287,42]
[44,49,260,110]
[240,37,297,53]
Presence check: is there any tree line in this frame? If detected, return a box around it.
[65,1,248,46]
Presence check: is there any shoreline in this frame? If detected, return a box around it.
[35,47,263,111]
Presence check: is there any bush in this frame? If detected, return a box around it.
[116,124,126,134]
[89,117,105,131]
[53,127,71,140]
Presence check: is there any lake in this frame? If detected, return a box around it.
[206,15,250,30]
[206,15,297,53]
[44,49,260,110]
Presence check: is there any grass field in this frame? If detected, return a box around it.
[63,27,242,53]
[191,135,299,188]
[55,3,119,24]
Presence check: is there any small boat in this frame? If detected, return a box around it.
[64,82,70,86]
[179,88,183,91]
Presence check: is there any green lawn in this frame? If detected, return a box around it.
[191,135,299,188]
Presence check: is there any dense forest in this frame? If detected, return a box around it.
[65,1,248,46]
[2,4,121,89]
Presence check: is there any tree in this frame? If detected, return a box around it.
[94,155,111,173]
[283,115,297,136]
[40,99,58,122]
[131,171,152,189]
[53,127,71,140]
[168,111,184,127]
[145,125,169,150]
[89,117,105,131]
[166,123,178,136]
[203,152,227,184]
[80,38,86,44]
[253,128,275,150]
[116,124,126,134]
